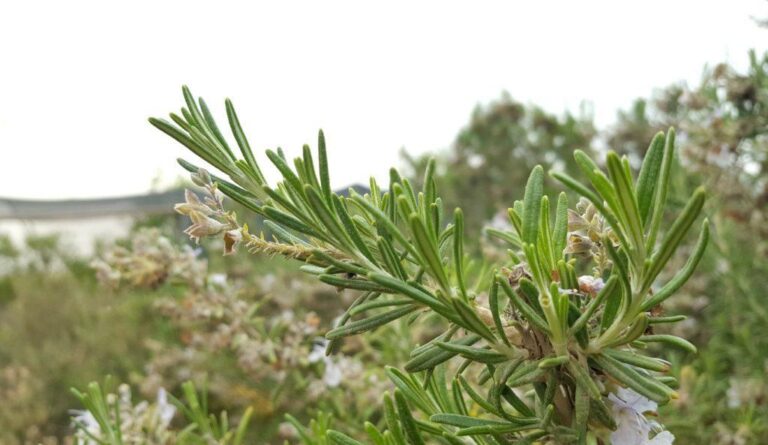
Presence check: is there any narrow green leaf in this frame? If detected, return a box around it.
[453,208,467,299]
[316,130,332,202]
[455,423,535,436]
[394,390,426,445]
[646,128,676,250]
[498,276,549,333]
[409,213,451,292]
[538,355,569,369]
[430,414,518,428]
[405,335,481,372]
[265,149,306,199]
[333,195,377,264]
[386,367,436,414]
[261,206,319,238]
[449,297,496,343]
[642,220,709,311]
[603,349,670,373]
[606,152,644,252]
[457,375,503,417]
[522,166,544,244]
[318,274,392,292]
[574,383,589,445]
[383,393,406,445]
[367,272,461,325]
[224,98,265,183]
[365,422,387,445]
[507,361,546,387]
[351,298,414,315]
[553,192,568,257]
[198,98,236,161]
[435,342,506,364]
[150,118,232,175]
[550,172,602,212]
[643,187,706,290]
[589,398,617,430]
[537,196,555,271]
[423,158,437,205]
[325,304,418,339]
[648,315,687,324]
[376,237,408,280]
[593,355,671,403]
[639,335,697,354]
[566,361,602,400]
[300,145,322,190]
[635,132,665,224]
[600,276,625,333]
[305,185,355,251]
[488,280,511,347]
[351,195,421,262]
[328,431,364,445]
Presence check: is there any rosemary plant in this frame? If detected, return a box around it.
[71,379,252,445]
[149,87,709,445]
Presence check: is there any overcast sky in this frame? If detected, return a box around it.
[1,1,765,199]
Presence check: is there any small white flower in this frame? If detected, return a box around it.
[155,388,176,426]
[578,275,605,295]
[308,338,327,363]
[70,409,100,445]
[323,361,342,387]
[609,387,674,445]
[209,273,227,287]
[307,338,343,388]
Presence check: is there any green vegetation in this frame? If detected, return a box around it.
[0,51,766,444]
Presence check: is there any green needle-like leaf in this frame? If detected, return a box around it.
[394,390,426,445]
[453,208,467,299]
[606,152,644,254]
[325,304,418,339]
[522,166,544,244]
[643,187,705,290]
[635,132,665,225]
[553,192,569,258]
[646,128,676,250]
[409,214,451,293]
[328,430,365,445]
[642,219,709,311]
[639,335,697,354]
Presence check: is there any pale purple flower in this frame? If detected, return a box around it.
[183,211,228,243]
[174,190,214,216]
[609,387,674,445]
[578,275,605,295]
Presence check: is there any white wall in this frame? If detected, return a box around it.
[0,216,135,256]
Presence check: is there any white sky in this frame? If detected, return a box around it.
[1,1,765,199]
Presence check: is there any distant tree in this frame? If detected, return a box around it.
[403,93,597,236]
[608,50,768,230]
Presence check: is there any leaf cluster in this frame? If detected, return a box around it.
[149,88,709,444]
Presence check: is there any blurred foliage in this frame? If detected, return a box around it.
[0,236,164,444]
[402,92,597,237]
